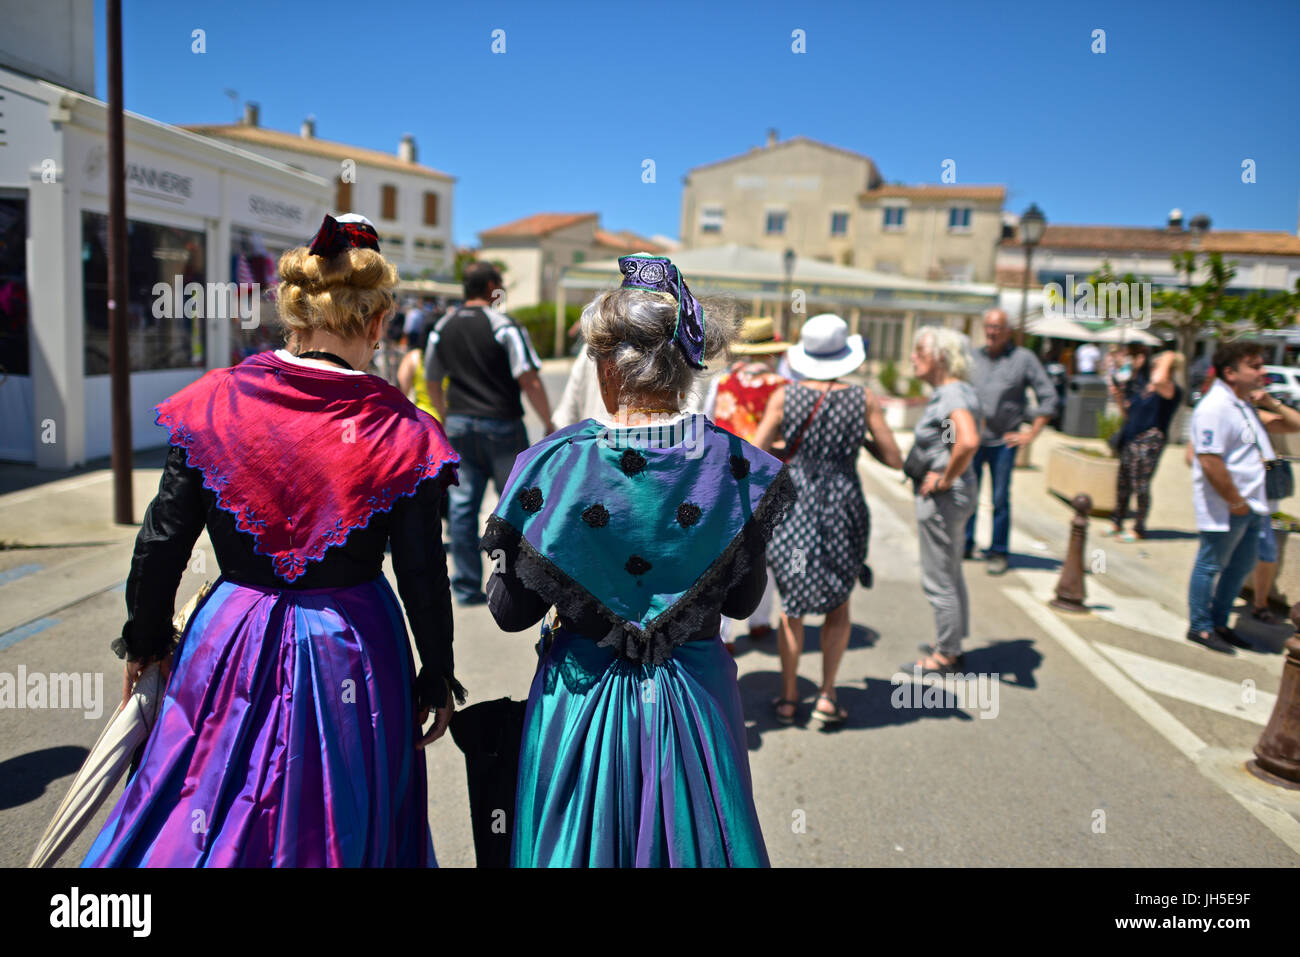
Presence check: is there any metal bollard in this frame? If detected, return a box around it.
[1248,606,1300,788]
[1050,493,1092,613]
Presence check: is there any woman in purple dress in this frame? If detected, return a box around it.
[82,214,461,867]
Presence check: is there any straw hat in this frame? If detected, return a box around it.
[785,313,865,380]
[730,316,789,355]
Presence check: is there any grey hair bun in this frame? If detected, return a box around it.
[581,288,739,402]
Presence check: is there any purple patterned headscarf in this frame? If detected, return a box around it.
[618,255,706,369]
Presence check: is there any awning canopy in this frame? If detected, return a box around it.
[1024,312,1095,340]
[1022,310,1166,344]
[559,243,999,317]
[397,278,461,298]
[1088,324,1165,345]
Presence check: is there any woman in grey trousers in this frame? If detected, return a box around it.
[904,326,983,674]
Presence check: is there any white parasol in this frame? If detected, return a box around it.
[27,584,209,868]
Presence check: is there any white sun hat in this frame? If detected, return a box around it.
[785,313,866,380]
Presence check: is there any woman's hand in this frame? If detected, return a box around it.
[416,682,455,748]
[120,653,172,708]
[918,471,947,497]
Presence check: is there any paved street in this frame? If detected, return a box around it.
[1,359,1297,867]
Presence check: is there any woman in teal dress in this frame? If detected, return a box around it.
[481,255,795,867]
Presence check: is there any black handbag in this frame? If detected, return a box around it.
[902,443,930,483]
[1266,459,1295,501]
[449,696,527,868]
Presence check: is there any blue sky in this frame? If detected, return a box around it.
[95,0,1300,247]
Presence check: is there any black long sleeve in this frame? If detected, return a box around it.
[720,527,770,621]
[486,548,551,633]
[389,480,464,711]
[115,445,207,663]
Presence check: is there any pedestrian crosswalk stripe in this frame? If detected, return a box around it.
[1005,588,1300,857]
[0,617,59,651]
[1092,642,1276,726]
[0,563,43,586]
[1012,568,1278,666]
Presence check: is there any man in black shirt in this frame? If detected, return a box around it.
[425,262,555,604]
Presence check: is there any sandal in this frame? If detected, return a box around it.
[809,693,847,726]
[771,697,799,725]
[916,643,966,667]
[1249,606,1280,626]
[902,653,964,676]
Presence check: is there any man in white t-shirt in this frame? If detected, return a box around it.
[1075,341,1101,374]
[1188,340,1300,653]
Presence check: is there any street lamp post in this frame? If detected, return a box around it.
[1017,203,1046,347]
[782,247,796,342]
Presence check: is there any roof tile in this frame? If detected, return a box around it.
[182,123,453,179]
[479,212,599,239]
[863,184,1006,201]
[1002,224,1300,256]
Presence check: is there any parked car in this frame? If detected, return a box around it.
[1264,365,1300,407]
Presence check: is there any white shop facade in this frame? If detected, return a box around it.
[0,68,331,467]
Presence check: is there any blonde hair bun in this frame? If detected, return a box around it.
[275,245,399,342]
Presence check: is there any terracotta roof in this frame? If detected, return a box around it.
[688,136,879,176]
[181,123,453,180]
[594,229,665,252]
[1202,231,1300,255]
[1002,224,1300,257]
[479,212,599,240]
[862,184,1006,202]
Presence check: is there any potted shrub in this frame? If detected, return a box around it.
[877,360,928,430]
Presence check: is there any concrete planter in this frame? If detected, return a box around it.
[1046,445,1118,514]
[880,396,927,431]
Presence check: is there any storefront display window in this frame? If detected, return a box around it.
[0,197,28,378]
[230,228,285,363]
[82,212,206,374]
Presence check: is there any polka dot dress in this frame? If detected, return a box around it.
[768,382,869,617]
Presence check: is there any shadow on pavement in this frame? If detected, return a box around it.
[738,672,980,747]
[1003,552,1062,572]
[1136,529,1200,541]
[0,745,89,810]
[733,623,878,659]
[960,638,1044,688]
[1228,606,1295,654]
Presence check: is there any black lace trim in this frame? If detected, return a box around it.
[481,466,797,666]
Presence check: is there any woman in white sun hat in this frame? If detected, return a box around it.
[753,313,902,726]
